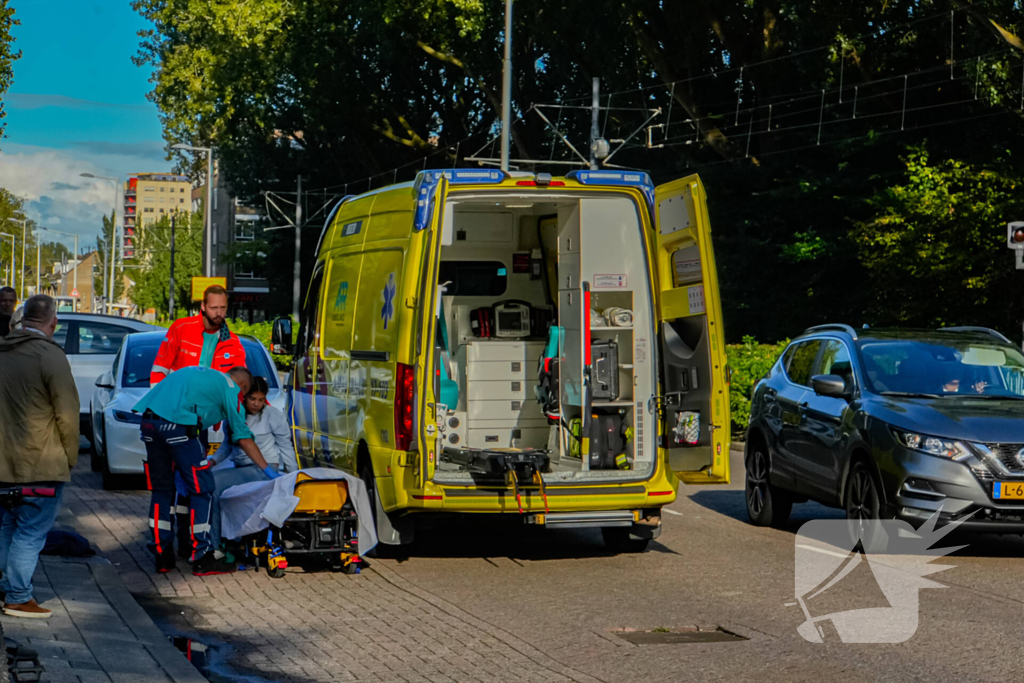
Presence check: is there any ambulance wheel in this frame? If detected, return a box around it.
[267,566,286,579]
[601,527,650,553]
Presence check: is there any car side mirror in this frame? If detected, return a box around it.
[270,317,293,355]
[95,372,114,389]
[811,374,849,398]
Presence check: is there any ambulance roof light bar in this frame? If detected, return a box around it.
[564,170,655,208]
[412,168,512,231]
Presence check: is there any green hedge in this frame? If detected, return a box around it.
[152,318,295,369]
[726,336,789,439]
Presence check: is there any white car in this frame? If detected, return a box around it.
[90,330,286,489]
[45,313,162,442]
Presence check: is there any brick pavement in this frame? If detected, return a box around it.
[2,555,206,683]
[63,455,604,683]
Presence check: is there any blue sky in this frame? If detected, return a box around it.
[1,0,169,250]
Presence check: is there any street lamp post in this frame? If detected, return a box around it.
[4,217,28,300]
[38,227,79,308]
[171,143,214,277]
[80,173,120,313]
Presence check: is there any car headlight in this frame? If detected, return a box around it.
[893,429,971,461]
[112,410,142,424]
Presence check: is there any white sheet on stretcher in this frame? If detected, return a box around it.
[219,468,378,556]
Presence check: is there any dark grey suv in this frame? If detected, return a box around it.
[745,324,1024,532]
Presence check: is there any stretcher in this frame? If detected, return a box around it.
[240,473,364,578]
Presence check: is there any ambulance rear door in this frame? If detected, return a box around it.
[651,175,730,484]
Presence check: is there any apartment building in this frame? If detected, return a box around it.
[192,168,271,322]
[124,173,192,258]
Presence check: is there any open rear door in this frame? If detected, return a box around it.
[652,175,730,484]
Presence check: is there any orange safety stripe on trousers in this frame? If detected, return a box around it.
[143,461,152,491]
[189,509,197,562]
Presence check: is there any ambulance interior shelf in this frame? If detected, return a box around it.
[431,197,657,482]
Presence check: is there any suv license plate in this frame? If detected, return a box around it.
[993,482,1024,500]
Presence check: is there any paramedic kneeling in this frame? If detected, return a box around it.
[132,366,282,576]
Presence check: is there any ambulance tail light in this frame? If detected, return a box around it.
[395,363,416,452]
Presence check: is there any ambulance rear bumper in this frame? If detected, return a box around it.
[525,510,636,528]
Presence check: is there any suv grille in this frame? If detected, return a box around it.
[985,443,1024,473]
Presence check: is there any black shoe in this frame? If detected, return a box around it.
[178,546,193,562]
[192,553,236,577]
[155,551,176,574]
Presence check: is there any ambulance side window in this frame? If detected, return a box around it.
[300,267,325,352]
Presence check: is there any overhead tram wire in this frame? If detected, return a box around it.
[567,48,1017,152]
[553,0,1005,107]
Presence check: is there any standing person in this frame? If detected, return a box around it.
[208,376,297,551]
[150,285,246,384]
[0,295,78,617]
[132,365,280,576]
[149,284,245,558]
[0,286,16,337]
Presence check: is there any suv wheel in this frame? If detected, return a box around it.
[844,460,886,548]
[746,446,793,527]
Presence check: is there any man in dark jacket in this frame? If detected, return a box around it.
[0,295,79,618]
[0,286,16,337]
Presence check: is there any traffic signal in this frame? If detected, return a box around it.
[1008,222,1024,250]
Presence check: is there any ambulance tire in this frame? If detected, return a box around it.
[601,527,650,553]
[358,461,409,558]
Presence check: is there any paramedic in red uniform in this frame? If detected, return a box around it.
[150,285,246,384]
[149,284,245,561]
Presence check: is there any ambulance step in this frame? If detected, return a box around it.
[527,510,634,529]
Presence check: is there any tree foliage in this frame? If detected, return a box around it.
[132,0,1024,340]
[854,146,1024,329]
[0,0,19,145]
[131,211,203,318]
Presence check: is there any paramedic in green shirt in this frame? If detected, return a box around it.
[133,366,281,576]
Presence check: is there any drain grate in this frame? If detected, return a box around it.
[612,627,746,645]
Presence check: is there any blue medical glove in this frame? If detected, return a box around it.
[263,465,282,480]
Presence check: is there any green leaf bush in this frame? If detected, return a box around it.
[726,336,789,439]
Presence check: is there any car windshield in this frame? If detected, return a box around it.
[858,338,1024,398]
[241,339,278,389]
[123,342,161,388]
[123,338,277,390]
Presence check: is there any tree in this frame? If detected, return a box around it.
[133,0,1024,339]
[131,211,203,318]
[0,0,19,145]
[854,145,1024,331]
[94,211,128,304]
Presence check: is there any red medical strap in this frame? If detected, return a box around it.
[583,288,592,365]
[190,509,197,562]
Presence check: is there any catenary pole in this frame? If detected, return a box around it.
[590,78,600,170]
[168,213,176,318]
[499,0,513,171]
[293,175,303,323]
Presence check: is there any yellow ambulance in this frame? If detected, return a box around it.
[274,169,730,552]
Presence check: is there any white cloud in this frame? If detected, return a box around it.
[0,141,174,250]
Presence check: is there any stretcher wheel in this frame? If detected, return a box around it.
[342,562,360,575]
[267,566,286,579]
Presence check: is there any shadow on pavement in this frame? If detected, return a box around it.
[377,519,672,562]
[687,490,1024,557]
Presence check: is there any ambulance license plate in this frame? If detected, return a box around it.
[993,482,1024,500]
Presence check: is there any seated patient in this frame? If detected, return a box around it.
[208,376,298,553]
